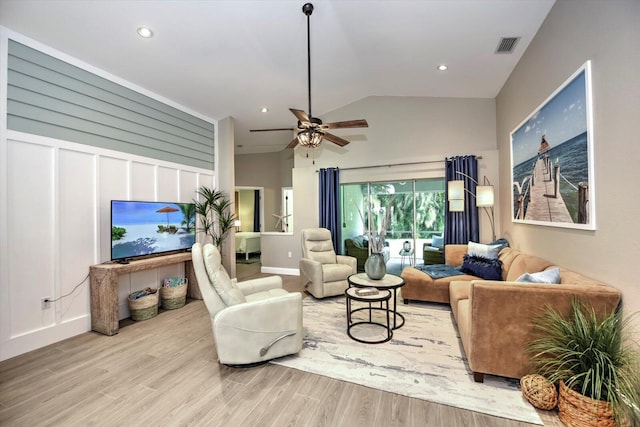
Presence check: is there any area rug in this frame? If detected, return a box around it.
[271,297,542,425]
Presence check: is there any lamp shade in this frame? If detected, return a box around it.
[449,199,465,212]
[448,180,464,201]
[234,220,241,227]
[476,185,494,207]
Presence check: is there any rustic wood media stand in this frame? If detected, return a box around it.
[89,252,198,336]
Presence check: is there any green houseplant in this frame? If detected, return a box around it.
[528,299,640,426]
[194,186,236,249]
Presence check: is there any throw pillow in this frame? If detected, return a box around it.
[467,241,502,260]
[516,267,561,284]
[489,238,510,252]
[459,254,503,280]
[432,235,444,248]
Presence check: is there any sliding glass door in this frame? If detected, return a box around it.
[341,179,445,266]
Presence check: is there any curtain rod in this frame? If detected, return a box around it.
[316,156,483,172]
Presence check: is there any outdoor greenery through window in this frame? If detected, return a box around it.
[341,179,445,263]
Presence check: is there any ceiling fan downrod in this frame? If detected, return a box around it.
[303,3,313,120]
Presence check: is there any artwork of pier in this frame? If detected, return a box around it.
[523,156,572,223]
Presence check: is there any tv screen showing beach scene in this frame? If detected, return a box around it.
[111,200,196,261]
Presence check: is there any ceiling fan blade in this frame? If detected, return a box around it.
[323,132,350,147]
[322,119,369,130]
[285,137,299,149]
[290,108,310,123]
[249,128,294,132]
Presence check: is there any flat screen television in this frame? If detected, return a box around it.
[111,200,196,262]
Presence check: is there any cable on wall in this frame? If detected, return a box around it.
[45,273,90,304]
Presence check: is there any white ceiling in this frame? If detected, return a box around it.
[0,0,555,154]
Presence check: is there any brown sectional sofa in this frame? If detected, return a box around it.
[401,244,622,382]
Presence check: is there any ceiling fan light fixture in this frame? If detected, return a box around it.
[297,129,323,148]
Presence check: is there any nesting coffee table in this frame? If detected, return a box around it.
[347,273,405,330]
[345,287,392,344]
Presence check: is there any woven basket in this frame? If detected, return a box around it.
[520,374,558,410]
[558,380,615,427]
[160,279,188,310]
[128,288,159,321]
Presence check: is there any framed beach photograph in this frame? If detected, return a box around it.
[510,61,595,230]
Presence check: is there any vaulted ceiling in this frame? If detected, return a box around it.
[0,0,555,154]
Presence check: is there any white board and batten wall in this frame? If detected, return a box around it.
[0,28,217,361]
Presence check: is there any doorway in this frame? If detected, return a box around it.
[235,187,264,270]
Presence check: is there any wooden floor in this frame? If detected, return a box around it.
[0,262,563,426]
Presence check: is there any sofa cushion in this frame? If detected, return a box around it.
[449,281,470,322]
[460,254,502,280]
[432,235,444,248]
[468,241,502,260]
[456,299,471,358]
[516,267,561,284]
[505,252,554,282]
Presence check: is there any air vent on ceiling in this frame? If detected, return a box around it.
[495,37,520,54]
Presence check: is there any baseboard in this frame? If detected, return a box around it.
[1,314,90,361]
[261,266,299,276]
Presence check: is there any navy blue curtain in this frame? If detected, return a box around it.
[253,190,260,232]
[445,156,480,244]
[319,167,341,253]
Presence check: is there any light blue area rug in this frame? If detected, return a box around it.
[272,297,542,425]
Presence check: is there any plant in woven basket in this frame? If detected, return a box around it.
[528,299,640,426]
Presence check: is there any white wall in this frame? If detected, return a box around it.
[496,1,640,323]
[0,28,216,361]
[269,96,499,272]
[0,132,213,361]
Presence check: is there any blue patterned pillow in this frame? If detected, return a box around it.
[460,254,503,280]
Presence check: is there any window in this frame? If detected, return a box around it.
[341,179,445,263]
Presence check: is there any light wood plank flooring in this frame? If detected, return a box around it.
[0,262,563,426]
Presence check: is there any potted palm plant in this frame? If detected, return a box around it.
[193,186,236,249]
[528,299,640,426]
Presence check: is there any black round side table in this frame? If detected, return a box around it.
[345,286,392,344]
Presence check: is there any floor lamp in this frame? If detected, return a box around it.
[448,172,496,241]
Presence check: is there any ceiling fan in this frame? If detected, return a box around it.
[249,2,368,149]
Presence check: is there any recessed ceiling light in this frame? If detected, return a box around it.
[261,107,269,113]
[137,27,154,38]
[437,64,448,71]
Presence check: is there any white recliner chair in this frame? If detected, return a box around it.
[191,242,303,365]
[300,228,357,298]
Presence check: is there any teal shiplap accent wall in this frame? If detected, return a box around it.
[7,40,214,170]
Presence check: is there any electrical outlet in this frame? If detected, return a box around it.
[41,297,51,309]
[288,251,292,258]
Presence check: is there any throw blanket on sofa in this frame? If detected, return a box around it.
[414,264,464,279]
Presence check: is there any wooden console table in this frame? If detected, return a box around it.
[90,252,199,336]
